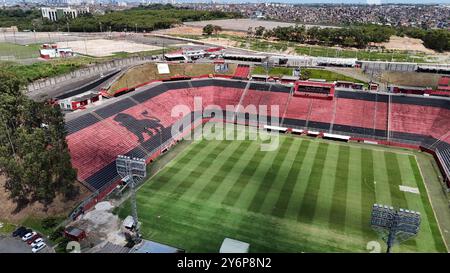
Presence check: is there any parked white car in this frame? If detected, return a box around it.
[31,238,44,248]
[22,232,37,241]
[31,242,46,253]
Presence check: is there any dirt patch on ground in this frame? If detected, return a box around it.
[375,36,435,54]
[183,19,338,32]
[108,62,237,94]
[57,39,162,57]
[157,25,246,38]
[283,47,297,55]
[201,37,241,47]
[69,201,126,246]
[0,176,90,224]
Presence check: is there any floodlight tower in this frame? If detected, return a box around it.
[116,155,147,240]
[263,59,271,78]
[371,204,421,253]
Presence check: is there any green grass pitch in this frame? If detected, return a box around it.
[117,130,446,253]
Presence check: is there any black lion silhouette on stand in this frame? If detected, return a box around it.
[113,111,164,143]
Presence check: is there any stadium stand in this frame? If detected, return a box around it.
[66,78,450,207]
[233,64,251,80]
[240,83,290,118]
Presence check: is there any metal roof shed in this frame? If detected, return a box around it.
[131,240,184,253]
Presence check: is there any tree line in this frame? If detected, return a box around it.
[248,24,449,52]
[0,71,78,209]
[0,4,241,33]
[0,5,447,51]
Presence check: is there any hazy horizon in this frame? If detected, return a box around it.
[3,0,450,4]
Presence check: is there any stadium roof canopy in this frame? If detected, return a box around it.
[131,240,183,253]
[281,75,300,81]
[223,53,267,59]
[251,74,269,79]
[164,53,185,58]
[264,125,288,132]
[323,133,351,141]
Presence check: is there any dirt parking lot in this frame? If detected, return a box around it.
[156,25,247,38]
[184,19,339,32]
[56,39,162,57]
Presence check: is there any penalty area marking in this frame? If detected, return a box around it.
[399,185,420,194]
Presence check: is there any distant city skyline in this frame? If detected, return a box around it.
[3,0,450,4]
[181,0,450,3]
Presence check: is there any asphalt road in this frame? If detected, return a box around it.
[0,236,31,253]
[30,74,102,101]
[0,234,52,253]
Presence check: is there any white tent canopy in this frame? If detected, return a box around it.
[219,238,250,253]
[323,133,351,141]
[291,128,304,134]
[263,125,288,132]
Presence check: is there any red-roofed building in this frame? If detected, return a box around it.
[438,76,450,87]
[206,47,224,52]
[425,90,450,97]
[437,76,450,92]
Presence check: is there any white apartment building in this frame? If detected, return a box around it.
[41,7,90,22]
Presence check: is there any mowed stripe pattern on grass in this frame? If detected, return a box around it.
[118,134,446,253]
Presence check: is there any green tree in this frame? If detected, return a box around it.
[254,26,265,37]
[423,30,449,52]
[247,26,253,37]
[203,24,214,36]
[0,71,78,208]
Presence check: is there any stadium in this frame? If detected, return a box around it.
[63,62,450,253]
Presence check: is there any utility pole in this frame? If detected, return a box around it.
[32,23,37,44]
[162,40,165,61]
[12,29,16,44]
[84,38,88,55]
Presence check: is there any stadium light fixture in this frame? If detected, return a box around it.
[116,155,147,241]
[371,204,421,253]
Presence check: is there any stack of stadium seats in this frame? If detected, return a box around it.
[65,78,450,193]
[390,104,441,136]
[213,86,243,108]
[232,64,250,80]
[226,82,289,126]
